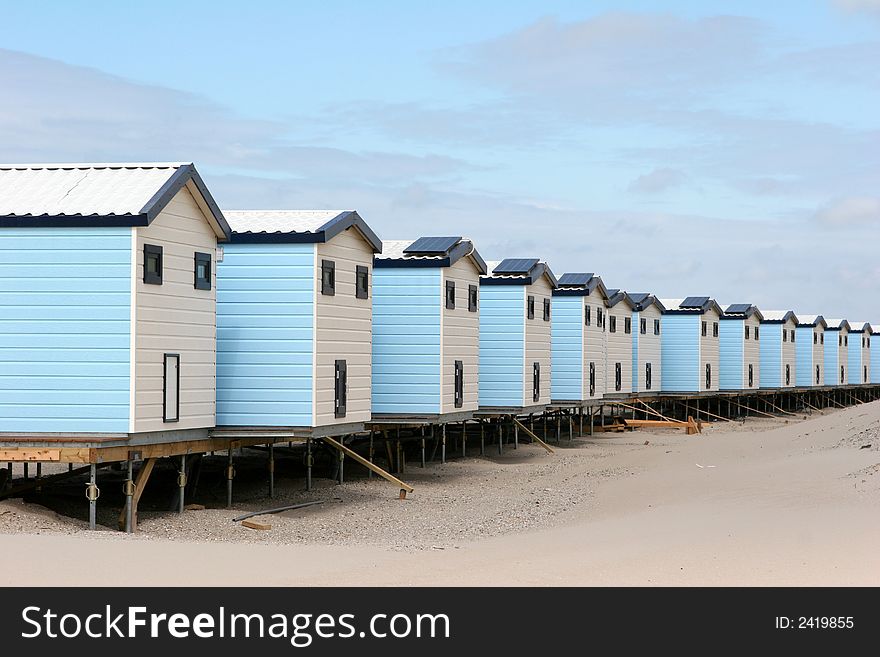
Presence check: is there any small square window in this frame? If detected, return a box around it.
[356,265,369,299]
[609,316,617,333]
[624,317,631,334]
[321,260,336,296]
[653,319,660,335]
[144,244,163,285]
[468,284,478,312]
[445,280,455,310]
[194,252,211,291]
[640,318,646,334]
[585,304,591,326]
[527,295,535,320]
[543,298,551,322]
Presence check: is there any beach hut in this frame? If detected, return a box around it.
[823,319,851,385]
[658,297,723,393]
[0,162,230,437]
[479,259,558,412]
[759,311,799,389]
[604,289,636,396]
[871,325,880,384]
[370,237,487,422]
[628,293,665,395]
[216,210,381,436]
[847,322,872,385]
[718,304,763,391]
[794,314,826,387]
[550,273,609,404]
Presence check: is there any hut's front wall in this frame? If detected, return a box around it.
[550,296,584,401]
[372,267,441,414]
[744,315,761,389]
[606,308,632,395]
[524,277,553,406]
[441,257,480,414]
[0,226,132,433]
[633,305,661,393]
[700,308,721,392]
[135,185,218,432]
[661,314,699,392]
[316,228,373,425]
[847,332,867,385]
[782,319,797,388]
[479,285,525,408]
[583,289,607,400]
[216,242,315,426]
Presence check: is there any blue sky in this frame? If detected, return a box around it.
[1,0,879,317]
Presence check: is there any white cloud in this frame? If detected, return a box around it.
[815,196,880,225]
[628,167,685,194]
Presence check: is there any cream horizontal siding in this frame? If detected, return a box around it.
[636,305,661,393]
[605,308,632,394]
[781,318,797,387]
[134,185,218,433]
[441,257,480,414]
[316,227,373,426]
[701,308,720,391]
[524,276,553,406]
[744,315,761,389]
[583,290,606,399]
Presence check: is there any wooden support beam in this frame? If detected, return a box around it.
[762,398,798,416]
[730,398,779,419]
[117,458,156,531]
[674,400,732,423]
[0,463,111,501]
[512,419,555,454]
[320,436,413,498]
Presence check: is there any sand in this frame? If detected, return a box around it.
[1,401,878,586]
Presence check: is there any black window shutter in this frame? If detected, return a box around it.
[454,360,464,408]
[468,285,478,312]
[334,360,347,418]
[589,362,595,396]
[356,265,369,299]
[543,298,551,321]
[194,252,212,290]
[321,260,336,296]
[446,280,455,309]
[615,363,621,391]
[706,363,711,389]
[646,363,652,390]
[144,244,163,285]
[533,362,540,402]
[585,305,591,326]
[527,296,535,320]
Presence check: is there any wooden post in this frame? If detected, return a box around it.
[321,436,413,498]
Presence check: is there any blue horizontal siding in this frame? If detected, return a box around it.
[824,332,840,386]
[718,319,743,390]
[661,314,699,392]
[372,268,441,414]
[759,324,782,388]
[848,338,864,384]
[479,284,524,407]
[873,342,880,384]
[551,297,583,400]
[795,326,814,387]
[216,243,314,426]
[0,228,131,433]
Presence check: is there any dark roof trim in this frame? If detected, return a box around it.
[627,293,665,312]
[374,239,488,274]
[481,262,558,288]
[721,304,764,321]
[230,210,382,252]
[552,273,607,299]
[796,315,827,328]
[0,163,232,240]
[607,291,635,310]
[760,311,798,325]
[663,298,723,315]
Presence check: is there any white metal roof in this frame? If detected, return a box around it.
[658,298,685,309]
[224,210,349,235]
[0,163,188,216]
[380,240,418,260]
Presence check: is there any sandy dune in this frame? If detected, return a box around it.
[1,401,878,586]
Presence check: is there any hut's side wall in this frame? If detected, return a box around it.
[551,296,584,401]
[0,227,132,433]
[524,277,553,405]
[440,257,481,414]
[216,242,314,427]
[583,290,607,400]
[661,314,699,392]
[795,326,815,387]
[372,267,441,414]
[479,285,525,408]
[760,324,782,388]
[719,319,743,391]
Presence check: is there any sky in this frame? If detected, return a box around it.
[1,0,879,318]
